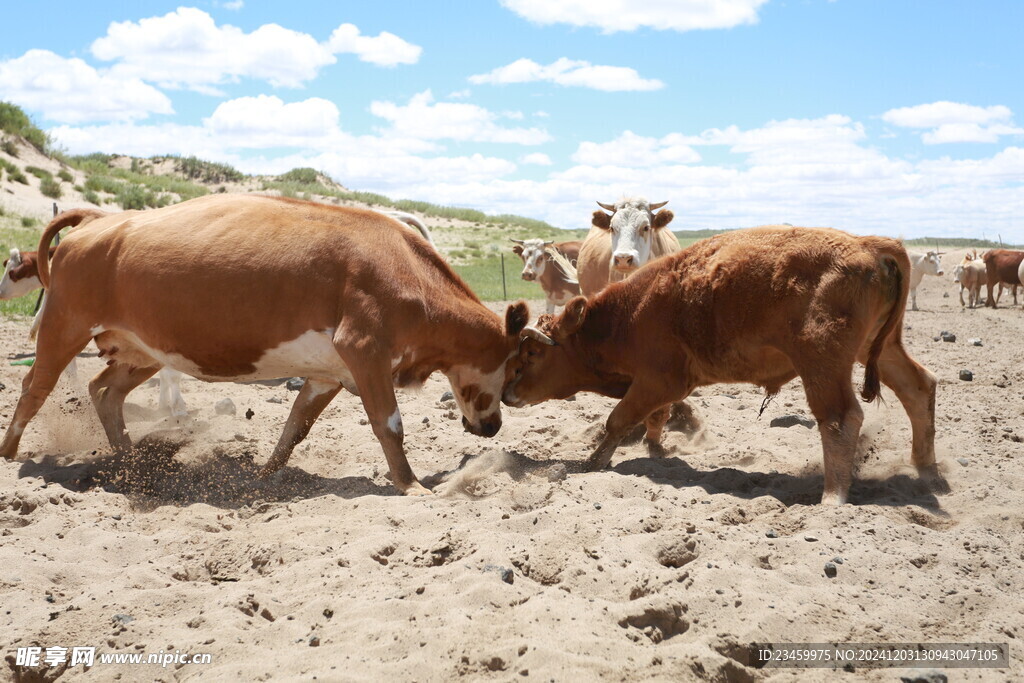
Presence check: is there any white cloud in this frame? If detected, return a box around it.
[521,153,553,166]
[572,131,701,166]
[470,58,663,91]
[203,95,342,147]
[882,101,1023,144]
[370,90,552,144]
[0,49,173,123]
[222,0,244,9]
[501,0,769,33]
[326,23,421,66]
[89,8,417,93]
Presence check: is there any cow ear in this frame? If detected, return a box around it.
[558,296,588,337]
[592,210,611,230]
[652,209,674,229]
[505,300,529,337]
[512,245,524,256]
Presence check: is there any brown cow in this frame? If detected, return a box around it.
[504,226,938,505]
[982,249,1024,308]
[0,194,529,495]
[511,239,581,314]
[577,198,680,297]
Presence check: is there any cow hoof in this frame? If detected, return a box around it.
[399,481,432,496]
[917,464,950,494]
[819,491,848,506]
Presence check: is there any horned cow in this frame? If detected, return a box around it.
[511,239,581,314]
[504,226,939,506]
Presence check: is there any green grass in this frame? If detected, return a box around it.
[1,139,17,157]
[277,167,320,184]
[0,213,45,317]
[57,169,73,183]
[173,155,244,183]
[0,158,27,184]
[452,255,553,301]
[0,101,50,153]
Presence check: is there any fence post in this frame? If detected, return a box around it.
[500,253,507,300]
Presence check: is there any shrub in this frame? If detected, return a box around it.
[278,167,320,185]
[117,184,150,210]
[1,139,17,157]
[57,169,73,183]
[0,159,28,184]
[82,189,100,205]
[25,166,51,180]
[20,216,35,227]
[39,176,62,199]
[175,156,244,183]
[0,101,50,153]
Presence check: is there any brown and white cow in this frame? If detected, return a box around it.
[0,194,528,495]
[982,249,1024,308]
[504,226,938,506]
[511,239,581,314]
[577,198,680,297]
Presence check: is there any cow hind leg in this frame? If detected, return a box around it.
[88,363,161,456]
[259,378,342,476]
[872,340,940,483]
[0,327,91,460]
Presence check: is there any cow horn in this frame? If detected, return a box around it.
[510,238,525,244]
[649,200,669,210]
[521,326,557,346]
[543,240,554,246]
[596,201,616,212]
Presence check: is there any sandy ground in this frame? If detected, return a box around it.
[1,272,1022,682]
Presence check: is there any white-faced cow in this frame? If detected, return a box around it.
[907,251,945,311]
[0,194,529,495]
[511,239,581,314]
[504,226,938,506]
[577,198,680,297]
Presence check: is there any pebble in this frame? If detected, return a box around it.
[769,414,816,429]
[832,556,844,564]
[804,535,818,542]
[968,338,983,346]
[765,529,778,538]
[440,390,454,403]
[214,398,236,416]
[824,562,838,578]
[483,565,514,584]
[245,408,255,420]
[958,369,974,381]
[266,396,283,404]
[940,331,956,343]
[422,416,429,424]
[112,614,134,625]
[286,378,305,391]
[957,458,969,467]
[308,636,320,647]
[593,503,602,510]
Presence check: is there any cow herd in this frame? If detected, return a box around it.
[6,193,1010,505]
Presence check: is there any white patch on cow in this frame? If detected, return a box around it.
[386,407,403,435]
[90,325,106,336]
[444,356,509,425]
[12,424,24,437]
[94,327,356,387]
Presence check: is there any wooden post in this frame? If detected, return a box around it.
[500,252,507,300]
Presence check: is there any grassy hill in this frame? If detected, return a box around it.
[0,101,1017,314]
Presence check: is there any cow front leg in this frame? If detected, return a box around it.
[545,298,556,315]
[910,288,919,311]
[259,378,341,476]
[89,363,161,456]
[587,383,681,471]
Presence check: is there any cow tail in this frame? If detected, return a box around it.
[35,208,105,289]
[861,252,906,403]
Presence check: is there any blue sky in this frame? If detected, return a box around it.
[1,0,1022,239]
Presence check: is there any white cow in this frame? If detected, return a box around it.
[907,251,945,311]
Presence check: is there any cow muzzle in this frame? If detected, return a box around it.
[462,414,501,438]
[521,271,536,281]
[613,252,637,272]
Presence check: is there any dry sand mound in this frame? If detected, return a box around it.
[1,275,1022,681]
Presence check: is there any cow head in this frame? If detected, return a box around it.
[446,301,529,438]
[592,198,673,276]
[0,248,39,300]
[511,238,554,282]
[919,251,945,277]
[503,297,599,408]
